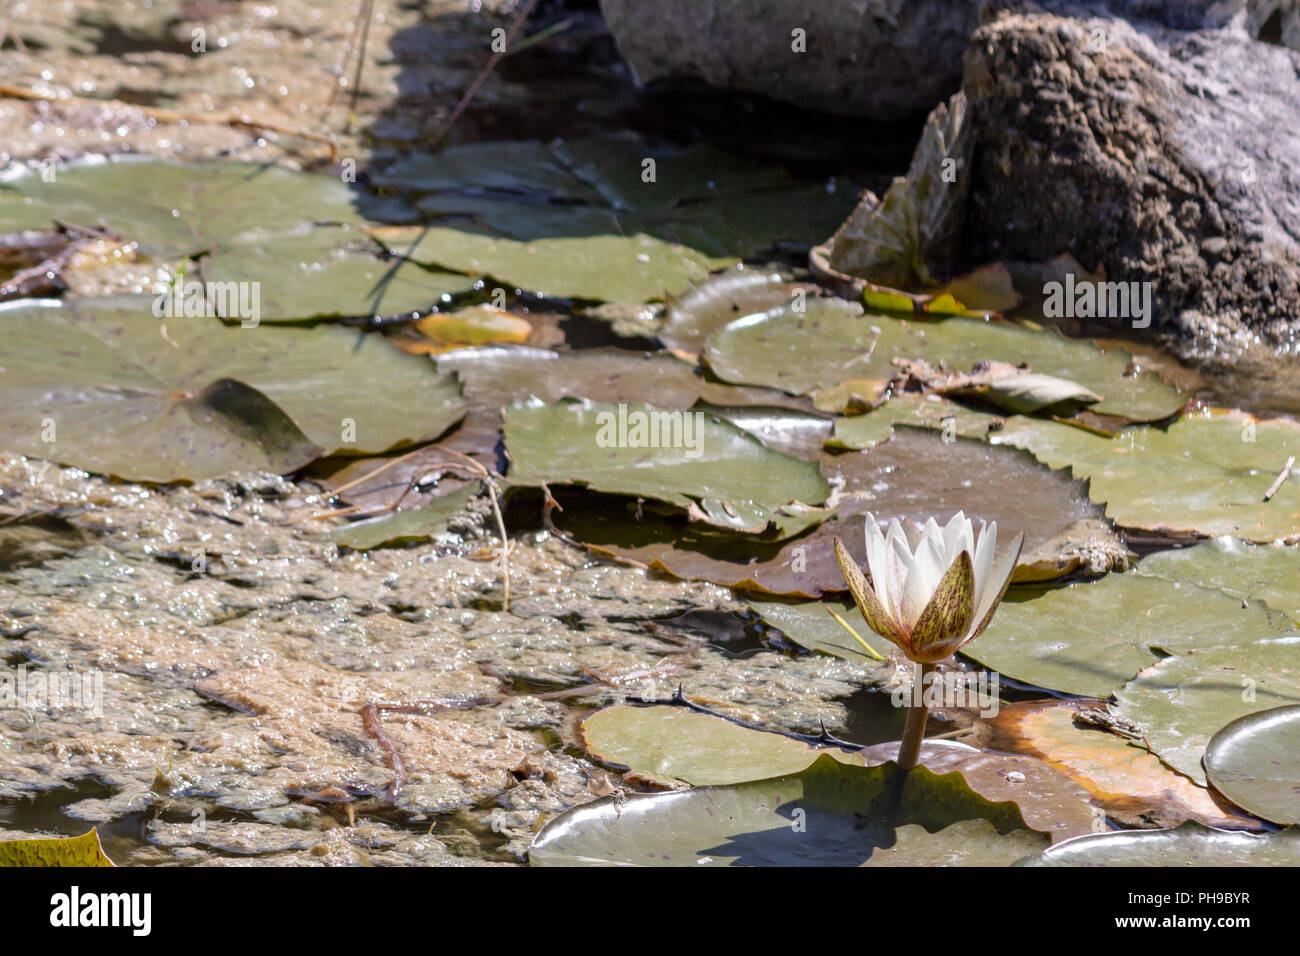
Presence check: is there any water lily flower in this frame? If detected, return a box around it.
[834,511,1022,664]
[834,512,1023,770]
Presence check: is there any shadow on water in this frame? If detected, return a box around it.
[368,0,921,187]
[0,779,152,862]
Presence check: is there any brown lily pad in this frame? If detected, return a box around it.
[976,700,1255,829]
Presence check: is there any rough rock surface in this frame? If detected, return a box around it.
[598,0,984,120]
[964,9,1300,360]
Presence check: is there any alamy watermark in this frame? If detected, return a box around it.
[891,669,1000,718]
[152,271,261,328]
[1042,273,1152,329]
[1,665,104,719]
[595,403,706,459]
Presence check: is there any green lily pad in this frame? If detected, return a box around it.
[972,576,1293,700]
[828,394,1004,451]
[1134,536,1300,624]
[504,398,830,525]
[530,752,1048,867]
[1204,705,1300,824]
[704,303,1184,421]
[579,704,865,787]
[577,705,1096,845]
[994,409,1300,541]
[702,296,868,395]
[375,133,856,260]
[1113,638,1300,785]
[0,159,365,260]
[198,226,474,323]
[697,405,834,461]
[748,599,906,662]
[0,828,115,867]
[326,483,480,550]
[0,297,464,481]
[660,269,821,354]
[379,227,723,304]
[761,562,1291,700]
[557,427,1114,596]
[434,346,810,415]
[1015,821,1300,867]
[0,159,472,323]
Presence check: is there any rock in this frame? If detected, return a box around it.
[964,8,1300,360]
[598,0,984,120]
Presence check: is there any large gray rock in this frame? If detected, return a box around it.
[598,0,983,120]
[964,8,1300,360]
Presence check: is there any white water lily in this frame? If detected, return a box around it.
[833,511,1023,664]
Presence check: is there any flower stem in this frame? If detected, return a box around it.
[897,660,936,771]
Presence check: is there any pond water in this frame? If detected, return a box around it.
[1,0,1296,868]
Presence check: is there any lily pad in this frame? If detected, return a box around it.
[375,133,856,260]
[697,405,834,461]
[702,296,868,396]
[1112,638,1300,785]
[972,576,1292,700]
[579,704,864,787]
[322,416,500,516]
[1204,705,1300,824]
[747,598,900,663]
[504,398,830,525]
[828,394,1004,451]
[326,483,480,550]
[377,226,723,304]
[557,427,1116,595]
[434,346,810,415]
[1134,536,1300,624]
[198,226,474,323]
[530,752,1048,867]
[576,706,1097,847]
[994,409,1300,541]
[660,269,821,354]
[401,306,533,353]
[704,302,1184,421]
[0,828,114,867]
[982,701,1252,829]
[0,297,465,481]
[1015,821,1300,867]
[0,159,365,260]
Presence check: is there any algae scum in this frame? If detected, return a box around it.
[1,0,1299,868]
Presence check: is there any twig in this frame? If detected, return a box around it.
[427,0,538,148]
[324,446,424,499]
[319,445,511,609]
[1263,455,1295,503]
[428,446,511,612]
[347,0,377,119]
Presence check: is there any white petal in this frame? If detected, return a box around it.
[972,533,1020,627]
[914,527,947,599]
[971,521,998,605]
[863,514,893,618]
[895,539,933,631]
[942,512,974,565]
